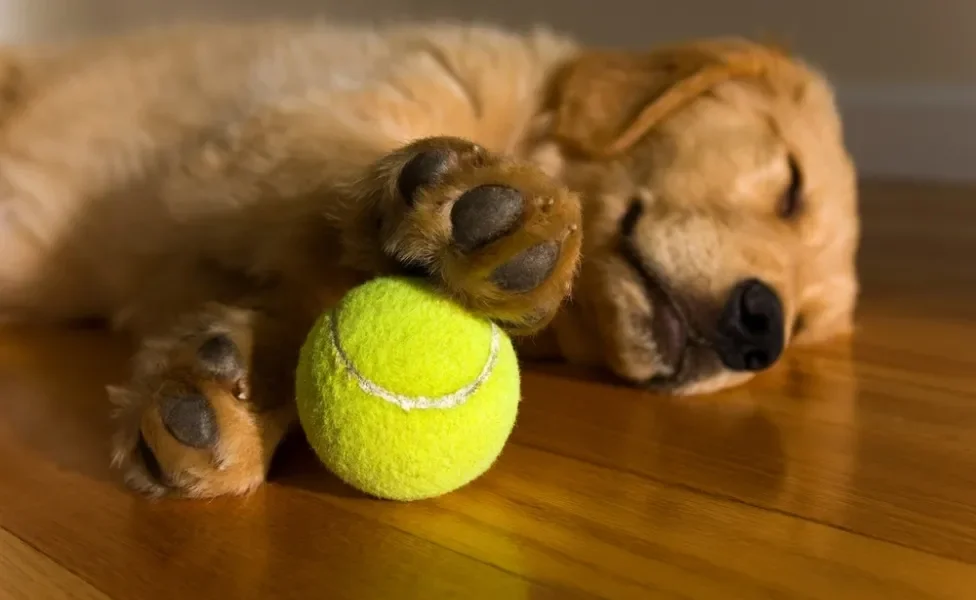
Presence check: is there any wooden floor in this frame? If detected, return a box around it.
[2,181,975,600]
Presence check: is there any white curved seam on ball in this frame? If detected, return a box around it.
[327,314,500,411]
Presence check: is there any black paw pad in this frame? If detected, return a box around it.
[196,334,243,380]
[397,149,454,206]
[491,241,560,293]
[451,185,524,253]
[159,394,218,449]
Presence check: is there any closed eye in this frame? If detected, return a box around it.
[779,156,803,219]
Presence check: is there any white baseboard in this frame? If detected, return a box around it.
[837,84,976,183]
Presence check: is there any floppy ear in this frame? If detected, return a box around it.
[543,38,795,158]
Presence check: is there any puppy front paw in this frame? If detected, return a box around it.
[109,306,294,499]
[375,136,582,335]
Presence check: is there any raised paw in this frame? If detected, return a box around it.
[374,136,583,335]
[108,305,296,498]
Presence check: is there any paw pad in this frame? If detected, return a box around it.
[490,241,560,293]
[159,394,218,449]
[196,334,243,379]
[397,148,454,205]
[450,184,524,252]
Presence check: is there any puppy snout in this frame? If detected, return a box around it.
[715,279,785,372]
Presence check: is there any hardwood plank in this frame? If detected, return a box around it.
[0,528,112,600]
[273,440,976,600]
[515,356,976,565]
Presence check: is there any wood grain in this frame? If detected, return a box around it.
[0,528,111,600]
[1,181,975,599]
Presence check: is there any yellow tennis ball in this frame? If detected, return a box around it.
[295,276,521,501]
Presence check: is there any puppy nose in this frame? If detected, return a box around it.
[715,279,785,372]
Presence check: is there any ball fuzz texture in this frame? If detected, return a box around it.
[295,277,521,501]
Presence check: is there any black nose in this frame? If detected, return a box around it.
[715,279,785,372]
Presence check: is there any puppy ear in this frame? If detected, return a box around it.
[543,38,794,158]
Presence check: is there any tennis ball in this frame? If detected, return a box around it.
[295,276,521,501]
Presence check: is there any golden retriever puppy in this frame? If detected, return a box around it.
[0,20,859,498]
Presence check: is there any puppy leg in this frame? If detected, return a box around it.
[343,136,583,335]
[109,302,306,498]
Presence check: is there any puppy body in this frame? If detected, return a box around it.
[0,20,859,497]
[0,21,576,329]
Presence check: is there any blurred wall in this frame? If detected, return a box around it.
[1,0,973,181]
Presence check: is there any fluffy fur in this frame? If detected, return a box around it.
[0,19,859,498]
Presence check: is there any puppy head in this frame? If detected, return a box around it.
[529,38,859,394]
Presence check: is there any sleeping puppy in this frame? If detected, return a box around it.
[0,21,859,497]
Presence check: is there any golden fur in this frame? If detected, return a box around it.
[0,19,859,498]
